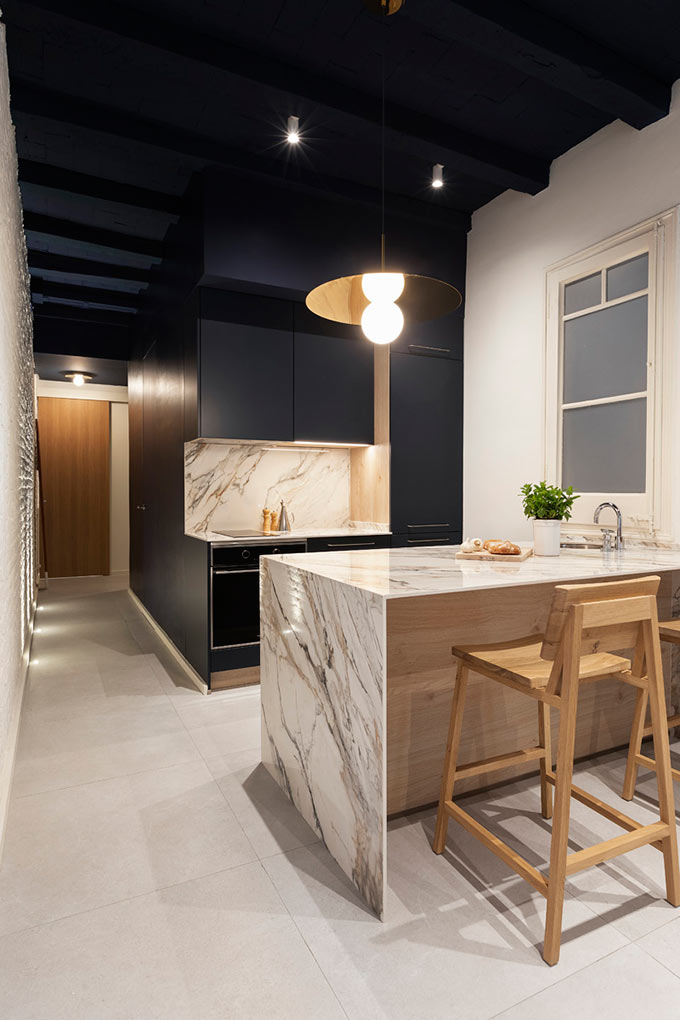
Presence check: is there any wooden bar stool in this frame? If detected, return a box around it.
[433,575,680,966]
[622,618,680,800]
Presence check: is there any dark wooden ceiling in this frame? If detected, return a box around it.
[4,0,679,359]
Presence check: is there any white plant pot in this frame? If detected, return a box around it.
[533,519,561,556]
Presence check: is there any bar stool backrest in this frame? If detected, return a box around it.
[540,575,661,666]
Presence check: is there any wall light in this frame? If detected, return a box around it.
[61,370,95,386]
[287,115,300,144]
[432,163,444,189]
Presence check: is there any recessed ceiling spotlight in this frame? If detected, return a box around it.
[61,370,96,387]
[432,163,444,189]
[287,115,300,144]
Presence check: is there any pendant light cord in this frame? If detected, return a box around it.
[380,9,386,271]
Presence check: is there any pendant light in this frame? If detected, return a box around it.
[305,1,462,344]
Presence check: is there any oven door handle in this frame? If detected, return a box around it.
[212,567,260,575]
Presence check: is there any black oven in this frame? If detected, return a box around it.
[211,542,306,650]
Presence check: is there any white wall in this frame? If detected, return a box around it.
[0,24,36,854]
[35,380,129,575]
[464,81,680,541]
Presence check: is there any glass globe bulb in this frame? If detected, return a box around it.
[361,301,404,344]
[361,272,405,304]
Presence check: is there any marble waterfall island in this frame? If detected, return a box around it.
[260,545,680,917]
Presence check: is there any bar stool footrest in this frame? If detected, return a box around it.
[565,822,670,875]
[634,753,680,783]
[545,774,667,851]
[455,746,546,781]
[442,801,549,896]
[642,712,680,738]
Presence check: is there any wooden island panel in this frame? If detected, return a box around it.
[386,575,673,815]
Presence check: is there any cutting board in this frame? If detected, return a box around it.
[456,546,533,562]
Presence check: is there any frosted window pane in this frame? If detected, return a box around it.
[607,254,648,301]
[564,272,601,314]
[563,295,647,404]
[562,398,646,493]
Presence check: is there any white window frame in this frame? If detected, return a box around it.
[545,209,677,541]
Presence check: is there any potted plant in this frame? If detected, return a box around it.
[520,481,579,556]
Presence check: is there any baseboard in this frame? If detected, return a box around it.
[128,589,209,695]
[211,665,260,690]
[0,602,36,862]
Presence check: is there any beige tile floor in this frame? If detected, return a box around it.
[2,575,680,1018]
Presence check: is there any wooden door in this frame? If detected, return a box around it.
[38,397,110,577]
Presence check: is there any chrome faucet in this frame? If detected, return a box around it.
[593,502,624,551]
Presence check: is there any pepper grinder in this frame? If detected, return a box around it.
[262,507,272,534]
[278,499,290,533]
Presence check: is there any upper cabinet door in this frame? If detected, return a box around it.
[390,351,463,535]
[294,332,374,444]
[391,311,463,360]
[199,319,294,441]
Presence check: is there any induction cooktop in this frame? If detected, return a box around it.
[216,529,267,538]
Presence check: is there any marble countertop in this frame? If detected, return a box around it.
[263,544,680,600]
[186,524,392,545]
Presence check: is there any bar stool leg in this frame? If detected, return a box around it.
[544,620,580,966]
[538,702,553,820]
[622,688,648,801]
[643,619,680,906]
[433,661,469,855]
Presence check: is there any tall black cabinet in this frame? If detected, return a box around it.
[390,349,463,547]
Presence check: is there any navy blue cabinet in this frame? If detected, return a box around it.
[307,534,391,553]
[294,333,374,444]
[390,350,463,538]
[391,531,461,548]
[392,312,464,361]
[188,289,374,445]
[200,319,294,441]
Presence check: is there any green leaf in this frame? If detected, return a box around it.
[519,481,580,521]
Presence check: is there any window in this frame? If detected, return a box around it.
[545,211,676,539]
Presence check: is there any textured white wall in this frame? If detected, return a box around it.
[464,81,680,541]
[0,24,36,853]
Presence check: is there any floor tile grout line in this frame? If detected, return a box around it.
[0,854,272,945]
[259,854,353,1020]
[11,753,207,801]
[484,943,639,1020]
[635,935,680,984]
[632,906,680,942]
[204,756,265,863]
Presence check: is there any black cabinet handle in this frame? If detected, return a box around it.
[407,537,451,544]
[326,541,376,549]
[212,568,260,575]
[407,523,450,529]
[407,344,451,355]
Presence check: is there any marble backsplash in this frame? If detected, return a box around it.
[185,440,352,534]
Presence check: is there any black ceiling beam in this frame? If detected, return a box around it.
[23,210,164,258]
[31,277,140,309]
[12,80,472,231]
[19,158,182,215]
[32,303,135,328]
[14,0,548,195]
[32,315,131,359]
[408,1,670,130]
[27,249,152,283]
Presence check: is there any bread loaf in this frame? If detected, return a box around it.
[485,540,521,556]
